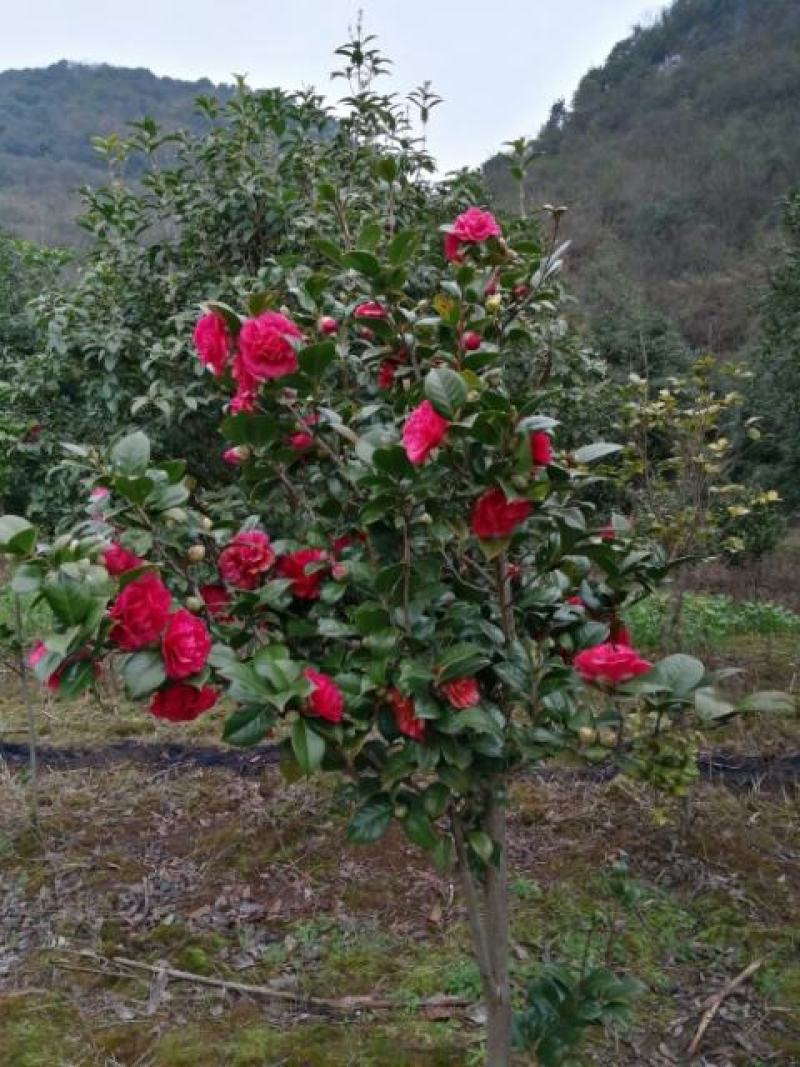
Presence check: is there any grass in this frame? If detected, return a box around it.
[627,591,800,650]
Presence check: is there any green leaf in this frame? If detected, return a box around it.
[313,238,343,264]
[388,230,419,265]
[373,156,398,183]
[469,830,494,863]
[223,707,270,746]
[111,431,151,476]
[423,782,450,819]
[694,687,736,722]
[343,250,381,278]
[438,643,491,682]
[424,367,467,418]
[573,442,622,465]
[42,574,96,626]
[517,415,559,433]
[650,653,705,698]
[114,475,154,505]
[347,796,393,843]
[298,340,336,378]
[403,806,438,850]
[122,649,166,699]
[57,659,96,700]
[291,718,325,775]
[11,561,44,594]
[0,515,37,555]
[736,690,795,715]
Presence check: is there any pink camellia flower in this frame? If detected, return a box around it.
[193,312,232,377]
[354,301,387,320]
[445,207,503,261]
[377,358,398,390]
[237,311,303,383]
[103,543,144,577]
[303,667,344,724]
[230,350,259,414]
[319,316,339,335]
[276,548,328,600]
[441,677,480,709]
[354,302,386,320]
[219,531,276,590]
[162,609,212,680]
[530,431,553,467]
[402,400,450,465]
[199,583,233,620]
[573,642,651,687]
[27,641,61,691]
[223,446,246,466]
[470,487,532,540]
[462,331,482,352]
[150,683,218,723]
[89,486,110,503]
[109,573,172,651]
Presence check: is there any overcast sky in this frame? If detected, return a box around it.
[1,0,660,170]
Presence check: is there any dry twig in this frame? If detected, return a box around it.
[687,958,763,1057]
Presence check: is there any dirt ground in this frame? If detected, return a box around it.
[1,685,799,1067]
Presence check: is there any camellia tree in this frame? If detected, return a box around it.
[1,36,789,1067]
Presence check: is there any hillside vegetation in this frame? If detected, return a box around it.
[484,0,800,354]
[0,62,227,244]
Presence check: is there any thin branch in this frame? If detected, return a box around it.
[13,595,38,827]
[687,959,763,1057]
[64,954,471,1015]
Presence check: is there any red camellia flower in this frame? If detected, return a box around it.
[529,431,553,467]
[377,358,398,390]
[319,315,339,335]
[237,311,303,382]
[162,608,212,680]
[219,531,276,590]
[150,683,218,723]
[443,232,463,263]
[470,487,533,540]
[445,207,503,261]
[354,301,387,320]
[193,312,232,377]
[462,331,482,351]
[387,688,426,741]
[109,573,172,651]
[199,583,233,620]
[103,543,143,577]
[402,400,450,465]
[441,677,480,709]
[303,667,344,724]
[567,595,586,608]
[331,531,367,558]
[600,522,616,541]
[288,413,318,452]
[573,643,651,687]
[277,548,328,599]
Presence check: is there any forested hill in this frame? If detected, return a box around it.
[484,0,800,354]
[0,62,229,245]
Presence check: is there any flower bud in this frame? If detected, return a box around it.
[577,726,598,745]
[200,516,213,531]
[332,562,348,581]
[393,803,409,819]
[462,331,481,351]
[513,284,530,300]
[187,545,206,563]
[319,315,338,335]
[185,596,204,613]
[486,294,502,313]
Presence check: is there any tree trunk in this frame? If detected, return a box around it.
[484,793,512,1066]
[453,794,513,1067]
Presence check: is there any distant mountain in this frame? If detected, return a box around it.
[0,61,230,245]
[484,0,800,353]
